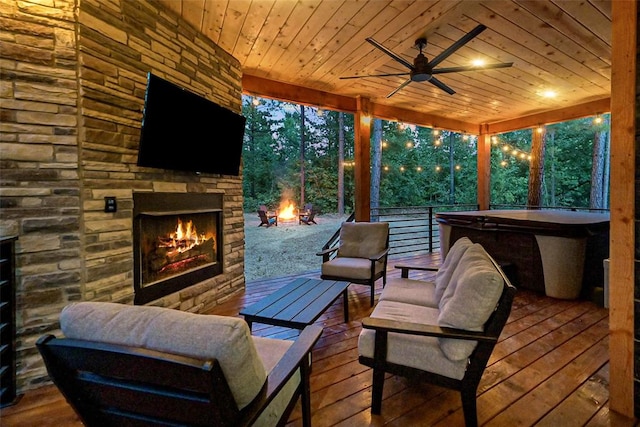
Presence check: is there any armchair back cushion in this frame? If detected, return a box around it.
[337,222,389,258]
[437,244,504,360]
[60,302,267,410]
[434,237,474,302]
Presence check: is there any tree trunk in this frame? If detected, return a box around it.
[590,122,607,209]
[602,115,610,208]
[337,112,345,214]
[300,105,305,207]
[528,126,546,208]
[371,119,383,220]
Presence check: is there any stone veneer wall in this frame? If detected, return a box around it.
[0,0,245,394]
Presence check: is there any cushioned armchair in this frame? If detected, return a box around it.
[37,302,322,427]
[317,221,390,306]
[358,244,516,426]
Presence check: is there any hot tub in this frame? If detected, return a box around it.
[436,209,610,299]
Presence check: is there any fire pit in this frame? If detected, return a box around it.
[277,201,299,223]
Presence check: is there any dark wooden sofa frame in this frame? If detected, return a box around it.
[359,256,516,427]
[37,324,322,427]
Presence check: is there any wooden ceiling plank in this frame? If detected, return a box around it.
[486,0,611,78]
[286,0,370,82]
[256,0,323,75]
[548,0,611,46]
[470,3,610,93]
[266,0,345,84]
[232,0,276,64]
[181,0,205,32]
[242,0,298,71]
[199,0,227,45]
[589,0,612,20]
[315,0,466,85]
[515,0,611,73]
[215,0,252,56]
[298,0,394,83]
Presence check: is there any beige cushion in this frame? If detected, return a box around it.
[438,244,504,361]
[358,300,468,380]
[434,236,474,302]
[252,337,299,426]
[379,277,438,307]
[321,256,385,280]
[59,302,267,410]
[336,222,389,258]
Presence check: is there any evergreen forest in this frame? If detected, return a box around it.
[242,96,610,215]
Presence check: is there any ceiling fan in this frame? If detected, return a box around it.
[340,24,513,97]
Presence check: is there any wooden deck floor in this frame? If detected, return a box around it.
[2,254,636,426]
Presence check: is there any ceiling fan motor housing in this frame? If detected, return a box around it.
[411,53,432,81]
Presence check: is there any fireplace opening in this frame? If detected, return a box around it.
[133,193,223,304]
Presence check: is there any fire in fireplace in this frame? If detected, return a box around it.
[133,193,223,304]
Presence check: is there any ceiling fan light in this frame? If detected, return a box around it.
[412,72,431,82]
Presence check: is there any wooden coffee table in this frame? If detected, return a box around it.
[240,278,350,331]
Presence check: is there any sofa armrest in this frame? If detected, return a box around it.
[394,263,439,278]
[361,316,496,343]
[242,325,323,426]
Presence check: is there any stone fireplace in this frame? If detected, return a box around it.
[0,0,246,394]
[133,193,224,305]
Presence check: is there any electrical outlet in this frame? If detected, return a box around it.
[104,196,117,213]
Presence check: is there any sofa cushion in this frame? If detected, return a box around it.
[378,277,438,307]
[337,222,388,258]
[437,244,504,361]
[358,300,468,380]
[60,302,267,410]
[434,237,474,302]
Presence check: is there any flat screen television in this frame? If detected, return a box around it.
[137,73,246,176]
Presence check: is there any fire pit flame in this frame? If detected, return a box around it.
[278,202,297,221]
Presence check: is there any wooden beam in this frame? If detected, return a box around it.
[609,0,636,419]
[242,75,356,112]
[486,98,611,135]
[477,129,491,210]
[370,103,477,135]
[354,96,371,222]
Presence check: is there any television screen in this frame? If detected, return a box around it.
[137,73,246,176]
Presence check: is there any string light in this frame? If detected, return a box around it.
[252,97,260,106]
[593,114,603,124]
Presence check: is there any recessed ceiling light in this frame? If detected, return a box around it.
[541,90,557,98]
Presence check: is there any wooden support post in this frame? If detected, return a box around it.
[354,96,371,222]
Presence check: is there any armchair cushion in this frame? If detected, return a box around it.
[358,300,468,380]
[437,244,504,360]
[378,277,438,307]
[60,302,267,410]
[321,256,385,280]
[336,222,389,258]
[434,236,474,302]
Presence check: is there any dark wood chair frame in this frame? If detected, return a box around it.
[258,209,278,227]
[37,325,322,427]
[317,232,390,307]
[298,203,317,225]
[359,257,516,427]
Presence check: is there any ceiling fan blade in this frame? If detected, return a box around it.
[428,77,456,95]
[432,62,513,74]
[366,38,415,70]
[339,72,410,80]
[428,24,487,69]
[386,79,413,98]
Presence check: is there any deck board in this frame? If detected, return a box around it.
[2,253,635,426]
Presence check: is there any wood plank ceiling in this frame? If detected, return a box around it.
[157,0,611,130]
